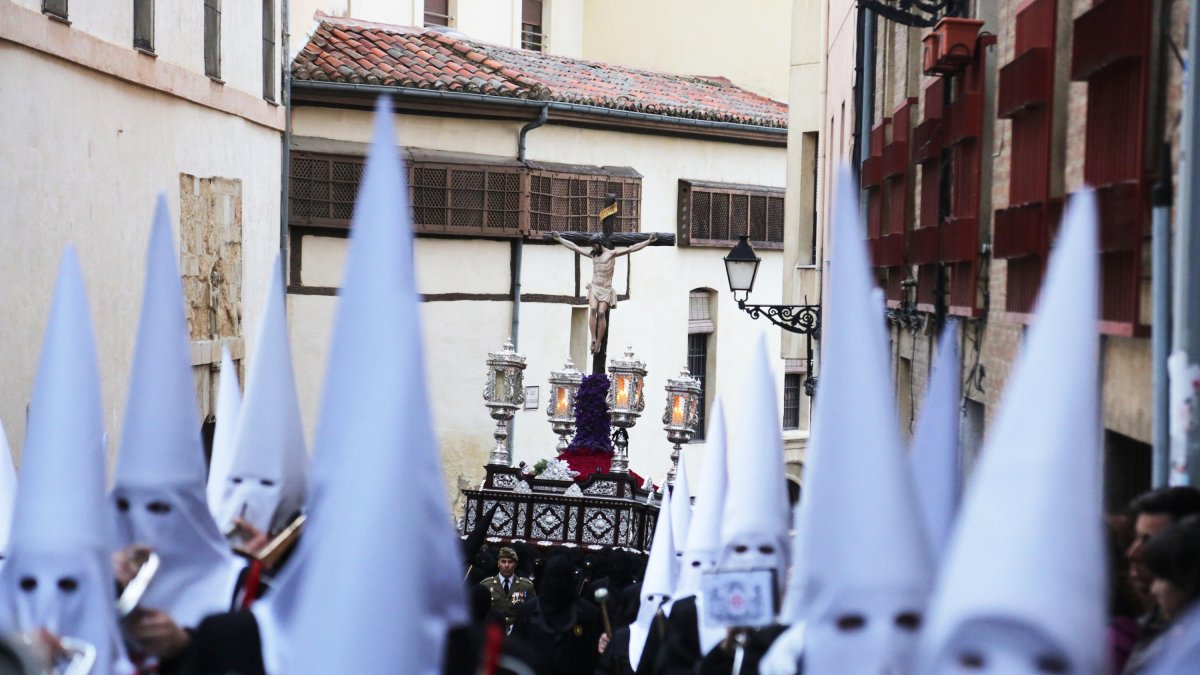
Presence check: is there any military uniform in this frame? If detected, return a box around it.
[481,572,535,626]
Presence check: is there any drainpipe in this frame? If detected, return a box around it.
[504,103,549,463]
[1176,0,1200,486]
[1153,145,1172,487]
[279,0,292,256]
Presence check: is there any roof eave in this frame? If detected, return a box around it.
[290,79,788,148]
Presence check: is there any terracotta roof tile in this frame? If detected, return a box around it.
[292,14,787,129]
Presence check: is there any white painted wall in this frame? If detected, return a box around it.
[0,33,281,469]
[581,0,792,103]
[289,107,788,503]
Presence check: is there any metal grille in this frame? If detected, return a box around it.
[413,167,448,226]
[681,181,785,248]
[291,153,625,237]
[767,197,784,243]
[749,195,767,242]
[528,172,642,234]
[711,194,730,241]
[783,374,801,430]
[687,334,708,441]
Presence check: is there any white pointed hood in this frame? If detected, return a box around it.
[286,97,467,674]
[206,346,242,520]
[0,249,129,674]
[675,401,728,599]
[909,321,962,561]
[674,401,730,654]
[669,456,693,582]
[112,195,242,628]
[919,190,1104,675]
[717,338,790,593]
[794,168,933,674]
[0,421,16,557]
[217,257,308,537]
[630,487,676,670]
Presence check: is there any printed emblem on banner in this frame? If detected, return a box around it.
[700,569,777,628]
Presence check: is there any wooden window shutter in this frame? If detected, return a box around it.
[424,0,450,27]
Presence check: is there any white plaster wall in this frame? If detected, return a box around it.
[0,45,281,469]
[545,0,584,57]
[289,108,788,503]
[455,0,519,46]
[11,0,280,102]
[581,0,792,103]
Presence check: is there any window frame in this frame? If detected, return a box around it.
[133,0,154,52]
[687,333,709,442]
[262,0,276,101]
[204,0,222,80]
[42,0,68,21]
[782,373,802,431]
[677,179,786,250]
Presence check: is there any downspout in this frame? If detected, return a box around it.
[505,103,549,463]
[279,0,292,257]
[512,103,549,351]
[1152,145,1172,486]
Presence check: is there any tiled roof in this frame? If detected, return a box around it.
[292,14,788,129]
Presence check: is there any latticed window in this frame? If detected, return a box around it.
[677,180,784,249]
[289,152,641,237]
[411,165,522,234]
[289,154,364,225]
[528,172,641,234]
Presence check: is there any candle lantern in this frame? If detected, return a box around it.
[546,357,584,452]
[662,366,702,487]
[606,346,647,474]
[483,338,527,466]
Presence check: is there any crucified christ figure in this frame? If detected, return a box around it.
[551,230,658,355]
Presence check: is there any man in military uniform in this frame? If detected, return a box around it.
[480,547,536,627]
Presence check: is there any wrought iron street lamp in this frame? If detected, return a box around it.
[546,357,583,452]
[607,345,647,474]
[483,338,526,466]
[724,235,822,395]
[662,367,702,488]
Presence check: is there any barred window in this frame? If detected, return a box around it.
[783,373,801,430]
[529,172,641,235]
[288,151,641,237]
[678,180,784,249]
[412,164,522,234]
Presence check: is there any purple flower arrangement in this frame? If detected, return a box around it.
[566,373,612,453]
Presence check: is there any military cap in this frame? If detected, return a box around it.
[498,546,518,561]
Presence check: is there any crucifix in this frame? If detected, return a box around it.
[545,194,674,374]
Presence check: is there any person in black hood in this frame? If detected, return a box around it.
[510,555,603,674]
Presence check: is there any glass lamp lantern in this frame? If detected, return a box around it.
[483,338,527,466]
[546,357,583,452]
[662,366,702,487]
[723,234,762,302]
[606,345,647,474]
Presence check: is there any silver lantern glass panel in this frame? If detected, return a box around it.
[483,338,527,466]
[546,357,584,452]
[606,345,647,474]
[662,366,702,487]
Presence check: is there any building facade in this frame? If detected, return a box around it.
[815,0,1181,507]
[0,0,286,466]
[284,12,811,505]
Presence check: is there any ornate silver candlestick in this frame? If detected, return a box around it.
[662,366,702,487]
[607,346,647,474]
[483,338,526,466]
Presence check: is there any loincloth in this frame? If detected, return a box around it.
[587,283,618,308]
